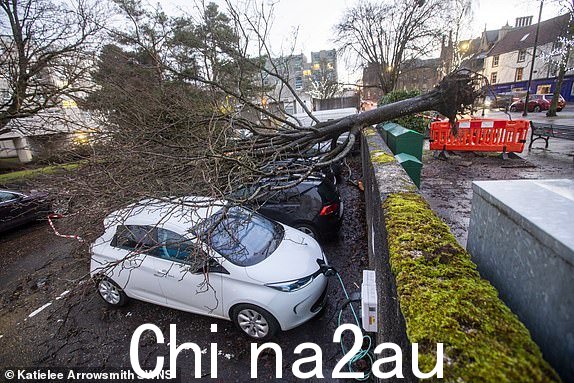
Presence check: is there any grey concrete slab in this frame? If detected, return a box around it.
[472,179,574,263]
[467,179,574,381]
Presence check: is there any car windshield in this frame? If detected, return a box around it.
[196,207,284,267]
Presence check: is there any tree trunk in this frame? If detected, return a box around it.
[547,48,570,117]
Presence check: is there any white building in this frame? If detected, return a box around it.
[482,14,574,99]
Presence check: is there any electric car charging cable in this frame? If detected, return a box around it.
[334,272,374,381]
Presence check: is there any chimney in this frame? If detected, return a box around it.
[515,16,533,28]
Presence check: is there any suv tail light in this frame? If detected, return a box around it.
[320,202,339,216]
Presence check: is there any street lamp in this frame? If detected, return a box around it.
[523,0,544,117]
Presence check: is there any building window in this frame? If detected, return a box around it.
[515,67,524,81]
[552,41,563,51]
[295,76,303,90]
[517,50,526,63]
[492,55,499,67]
[490,72,498,84]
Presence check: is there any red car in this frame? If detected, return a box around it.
[509,94,566,112]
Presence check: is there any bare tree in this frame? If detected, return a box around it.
[335,0,450,94]
[30,0,483,285]
[545,1,573,117]
[305,58,341,100]
[0,0,105,133]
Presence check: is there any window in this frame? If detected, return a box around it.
[199,207,284,267]
[112,225,159,255]
[552,41,563,51]
[515,67,524,81]
[537,85,551,94]
[295,76,303,90]
[490,72,498,84]
[517,50,526,63]
[0,191,18,203]
[492,55,499,67]
[157,228,201,264]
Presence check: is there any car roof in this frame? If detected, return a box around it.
[104,196,226,229]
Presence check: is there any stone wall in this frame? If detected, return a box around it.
[361,127,560,382]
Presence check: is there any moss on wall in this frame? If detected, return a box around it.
[383,192,561,383]
[370,150,395,164]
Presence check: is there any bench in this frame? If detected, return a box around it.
[529,121,574,149]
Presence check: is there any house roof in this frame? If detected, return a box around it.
[484,30,500,44]
[488,13,571,56]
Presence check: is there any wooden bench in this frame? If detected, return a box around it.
[529,121,574,149]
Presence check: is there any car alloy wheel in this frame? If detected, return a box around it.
[295,224,318,239]
[97,278,127,306]
[232,304,278,340]
[510,106,516,112]
[534,105,541,112]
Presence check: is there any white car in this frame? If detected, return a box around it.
[90,198,329,340]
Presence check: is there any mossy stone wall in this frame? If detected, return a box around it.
[361,127,560,382]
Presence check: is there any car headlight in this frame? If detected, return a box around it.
[266,275,315,292]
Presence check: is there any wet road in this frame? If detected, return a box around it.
[0,154,368,382]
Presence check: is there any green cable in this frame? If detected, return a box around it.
[336,272,374,381]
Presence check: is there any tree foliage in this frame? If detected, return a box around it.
[25,1,483,256]
[379,90,427,133]
[0,0,105,132]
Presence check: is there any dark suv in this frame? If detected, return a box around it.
[236,176,343,240]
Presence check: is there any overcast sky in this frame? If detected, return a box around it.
[165,0,565,82]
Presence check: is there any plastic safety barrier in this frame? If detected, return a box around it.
[429,119,529,153]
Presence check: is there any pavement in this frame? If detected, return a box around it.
[421,108,574,247]
[479,104,574,126]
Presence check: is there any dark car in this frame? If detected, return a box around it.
[234,176,343,240]
[510,94,566,112]
[0,189,51,232]
[263,159,337,185]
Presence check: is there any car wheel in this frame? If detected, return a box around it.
[294,223,319,239]
[510,105,516,112]
[97,277,128,307]
[557,108,563,112]
[533,105,541,112]
[231,304,279,341]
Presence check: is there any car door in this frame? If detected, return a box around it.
[107,225,166,304]
[153,227,225,318]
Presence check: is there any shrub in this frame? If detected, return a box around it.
[379,90,427,133]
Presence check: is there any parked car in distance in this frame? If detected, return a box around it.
[90,198,330,340]
[510,94,566,112]
[232,175,343,240]
[482,93,522,110]
[0,189,51,232]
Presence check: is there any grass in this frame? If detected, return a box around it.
[0,162,80,184]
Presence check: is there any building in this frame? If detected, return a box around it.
[261,49,340,115]
[395,58,442,92]
[362,34,456,99]
[308,49,338,84]
[483,13,574,101]
[361,62,385,103]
